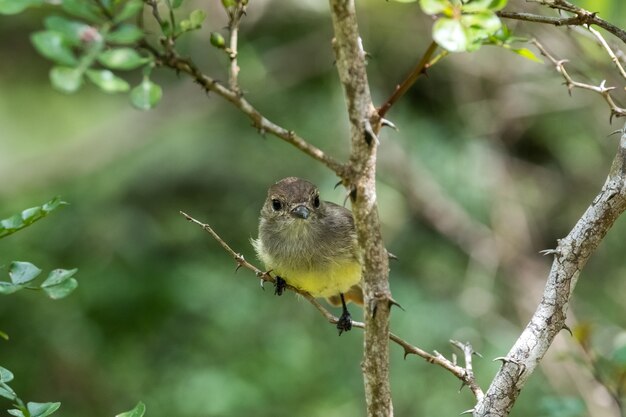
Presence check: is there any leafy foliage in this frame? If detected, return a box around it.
[0,197,66,239]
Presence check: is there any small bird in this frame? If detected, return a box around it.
[252,177,362,334]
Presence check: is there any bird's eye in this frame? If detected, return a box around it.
[313,195,320,208]
[271,199,282,211]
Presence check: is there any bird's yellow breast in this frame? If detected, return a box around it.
[273,260,361,298]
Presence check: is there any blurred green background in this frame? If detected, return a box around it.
[1,0,626,416]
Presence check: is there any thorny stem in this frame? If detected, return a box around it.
[139,41,346,177]
[179,211,484,400]
[498,0,626,45]
[532,39,626,122]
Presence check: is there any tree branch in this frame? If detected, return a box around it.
[498,0,626,45]
[328,0,395,415]
[139,42,346,177]
[179,211,484,401]
[474,125,626,416]
[225,1,246,93]
[532,39,626,122]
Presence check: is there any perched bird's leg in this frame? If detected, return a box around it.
[274,276,287,296]
[337,293,353,335]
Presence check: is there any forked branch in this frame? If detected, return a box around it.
[179,211,484,402]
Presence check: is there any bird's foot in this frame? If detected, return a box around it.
[274,276,287,296]
[337,310,352,335]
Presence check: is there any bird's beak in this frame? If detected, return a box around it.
[291,205,310,219]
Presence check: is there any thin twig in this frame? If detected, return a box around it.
[179,210,484,400]
[377,41,439,119]
[532,39,626,122]
[225,1,246,93]
[139,42,346,177]
[498,0,626,45]
[144,0,165,29]
[587,26,626,81]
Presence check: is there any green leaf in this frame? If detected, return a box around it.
[31,31,78,66]
[115,0,143,23]
[42,197,65,212]
[98,48,149,70]
[130,78,162,110]
[42,268,78,287]
[27,402,61,417]
[50,66,84,93]
[21,207,43,222]
[0,330,8,340]
[43,278,78,300]
[86,69,130,92]
[106,24,144,44]
[419,0,449,15]
[116,402,146,417]
[0,367,14,383]
[462,11,502,33]
[0,282,22,295]
[0,384,16,400]
[0,0,43,15]
[1,214,23,231]
[44,15,90,46]
[433,17,468,52]
[9,261,42,285]
[62,0,103,22]
[189,9,206,27]
[172,0,185,7]
[7,408,24,417]
[511,47,542,62]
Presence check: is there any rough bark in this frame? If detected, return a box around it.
[474,126,626,416]
[328,1,393,416]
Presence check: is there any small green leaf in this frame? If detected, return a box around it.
[511,47,542,62]
[419,0,450,15]
[130,78,162,110]
[210,32,225,49]
[433,17,468,52]
[7,408,24,417]
[0,384,15,400]
[50,66,84,93]
[116,402,146,417]
[0,330,8,340]
[27,402,61,417]
[189,9,206,27]
[42,197,65,212]
[0,0,43,15]
[1,215,23,230]
[42,268,78,287]
[115,0,143,23]
[62,0,103,22]
[31,31,77,66]
[172,0,184,7]
[98,48,150,70]
[0,282,22,295]
[21,207,43,222]
[43,278,78,300]
[44,15,90,46]
[106,24,144,44]
[462,11,501,33]
[9,261,42,285]
[86,69,130,92]
[221,0,235,7]
[0,367,14,383]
